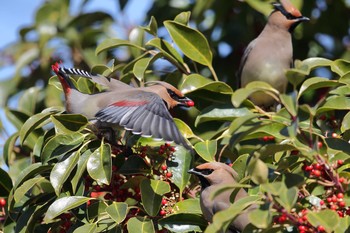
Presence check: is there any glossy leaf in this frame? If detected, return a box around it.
[298,77,339,99]
[71,148,92,193]
[106,202,128,224]
[140,179,170,216]
[307,209,340,232]
[18,87,40,115]
[3,132,18,166]
[341,111,350,133]
[317,96,350,114]
[96,38,145,55]
[14,177,46,202]
[164,21,212,66]
[159,213,207,232]
[173,199,201,214]
[41,132,85,162]
[247,157,268,184]
[20,111,54,145]
[331,59,350,76]
[248,208,272,229]
[87,142,112,185]
[51,114,89,134]
[140,16,158,36]
[174,118,196,139]
[181,74,232,94]
[167,146,192,194]
[133,57,153,82]
[73,223,97,233]
[194,140,217,162]
[50,151,80,196]
[174,11,191,25]
[275,186,298,211]
[44,196,91,223]
[0,168,13,196]
[127,216,155,233]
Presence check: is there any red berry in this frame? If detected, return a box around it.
[304,165,313,172]
[338,201,346,208]
[166,172,172,178]
[320,200,325,205]
[169,146,176,152]
[332,195,337,202]
[159,210,166,216]
[317,225,325,232]
[317,141,323,149]
[0,198,6,207]
[158,149,164,154]
[262,136,269,142]
[339,177,346,183]
[312,169,321,177]
[298,225,306,231]
[161,199,167,205]
[327,197,332,203]
[330,204,338,210]
[337,160,344,166]
[337,193,344,199]
[161,165,168,171]
[278,214,287,223]
[332,132,338,138]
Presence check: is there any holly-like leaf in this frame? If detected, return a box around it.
[106,202,128,224]
[127,216,155,233]
[87,142,112,185]
[164,21,212,66]
[140,179,170,216]
[194,140,217,162]
[50,114,88,134]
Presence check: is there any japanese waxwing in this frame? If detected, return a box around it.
[238,0,309,106]
[51,62,194,149]
[188,162,255,232]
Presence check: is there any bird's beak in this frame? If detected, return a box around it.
[178,97,195,108]
[297,16,310,22]
[188,168,201,176]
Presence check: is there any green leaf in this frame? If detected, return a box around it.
[307,209,340,232]
[294,57,333,74]
[129,27,145,58]
[194,140,217,162]
[245,0,274,16]
[168,146,192,194]
[298,77,339,99]
[51,114,88,134]
[317,96,350,114]
[275,187,298,211]
[164,21,212,66]
[127,216,155,233]
[3,132,18,166]
[181,74,232,94]
[14,177,46,202]
[331,59,350,76]
[232,154,249,181]
[73,223,97,233]
[325,138,350,155]
[247,158,268,184]
[18,87,40,115]
[140,16,158,36]
[140,179,170,216]
[44,196,91,223]
[50,151,80,196]
[173,199,202,214]
[133,57,153,82]
[20,111,54,145]
[174,118,196,139]
[195,105,250,127]
[232,81,278,107]
[174,11,191,25]
[87,142,112,185]
[0,168,13,196]
[41,132,85,162]
[158,213,207,232]
[280,94,297,116]
[71,148,92,193]
[341,111,350,133]
[248,208,272,228]
[106,202,128,224]
[96,38,145,55]
[260,182,285,196]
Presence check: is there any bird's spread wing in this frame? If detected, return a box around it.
[95,92,188,147]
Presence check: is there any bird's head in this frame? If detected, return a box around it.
[188,162,238,189]
[270,0,309,32]
[145,81,195,109]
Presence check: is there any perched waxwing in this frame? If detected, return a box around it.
[51,62,194,149]
[188,162,255,233]
[238,0,309,106]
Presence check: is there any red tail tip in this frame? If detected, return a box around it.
[51,62,61,73]
[186,100,195,107]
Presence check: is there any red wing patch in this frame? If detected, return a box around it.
[51,62,61,73]
[112,100,149,107]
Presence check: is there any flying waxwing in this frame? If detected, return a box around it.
[51,62,194,149]
[238,0,309,106]
[188,162,255,233]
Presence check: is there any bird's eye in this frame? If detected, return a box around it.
[167,89,181,100]
[202,169,214,175]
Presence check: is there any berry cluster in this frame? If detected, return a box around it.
[261,135,275,142]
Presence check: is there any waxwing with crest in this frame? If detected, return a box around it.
[238,0,309,107]
[188,162,256,232]
[51,63,194,149]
